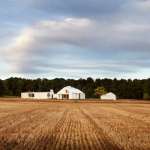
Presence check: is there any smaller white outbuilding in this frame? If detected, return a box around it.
[101,92,117,100]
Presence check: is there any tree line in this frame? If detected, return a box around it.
[0,77,150,99]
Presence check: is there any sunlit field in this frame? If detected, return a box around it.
[0,99,150,150]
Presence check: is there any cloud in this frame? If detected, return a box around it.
[1,16,150,78]
[17,0,125,18]
[0,0,150,79]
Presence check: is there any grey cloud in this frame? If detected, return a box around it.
[6,0,125,19]
[1,17,150,76]
[0,0,150,78]
[35,0,124,17]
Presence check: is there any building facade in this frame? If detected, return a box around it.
[21,90,55,99]
[21,86,85,100]
[56,86,85,100]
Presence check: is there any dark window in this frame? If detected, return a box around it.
[47,93,50,97]
[62,94,69,99]
[29,93,34,97]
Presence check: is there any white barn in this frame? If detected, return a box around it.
[101,92,117,100]
[56,86,85,100]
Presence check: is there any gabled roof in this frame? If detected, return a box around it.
[57,86,84,94]
[102,92,116,96]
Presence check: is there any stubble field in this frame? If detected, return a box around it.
[0,99,150,150]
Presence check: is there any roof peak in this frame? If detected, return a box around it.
[57,86,84,94]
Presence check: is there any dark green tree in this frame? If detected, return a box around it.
[0,79,5,96]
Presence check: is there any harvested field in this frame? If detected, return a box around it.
[0,99,150,150]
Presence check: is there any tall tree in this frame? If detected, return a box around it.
[143,79,150,100]
[0,79,5,96]
[0,77,150,100]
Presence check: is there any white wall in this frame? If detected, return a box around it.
[56,93,85,100]
[21,91,85,100]
[34,92,49,99]
[57,94,63,99]
[21,92,54,99]
[21,93,30,99]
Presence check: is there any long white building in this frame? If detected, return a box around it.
[21,86,85,100]
[21,90,55,99]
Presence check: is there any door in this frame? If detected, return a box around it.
[62,94,69,99]
[79,93,81,100]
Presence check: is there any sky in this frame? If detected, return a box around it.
[0,0,150,79]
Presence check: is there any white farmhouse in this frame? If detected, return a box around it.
[101,92,117,100]
[56,86,85,100]
[21,89,55,99]
[21,86,85,100]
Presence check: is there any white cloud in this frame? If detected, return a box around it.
[0,15,150,78]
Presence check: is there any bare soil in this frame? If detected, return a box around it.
[0,99,150,150]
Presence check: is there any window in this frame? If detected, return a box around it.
[47,93,50,97]
[62,94,69,99]
[29,93,34,97]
